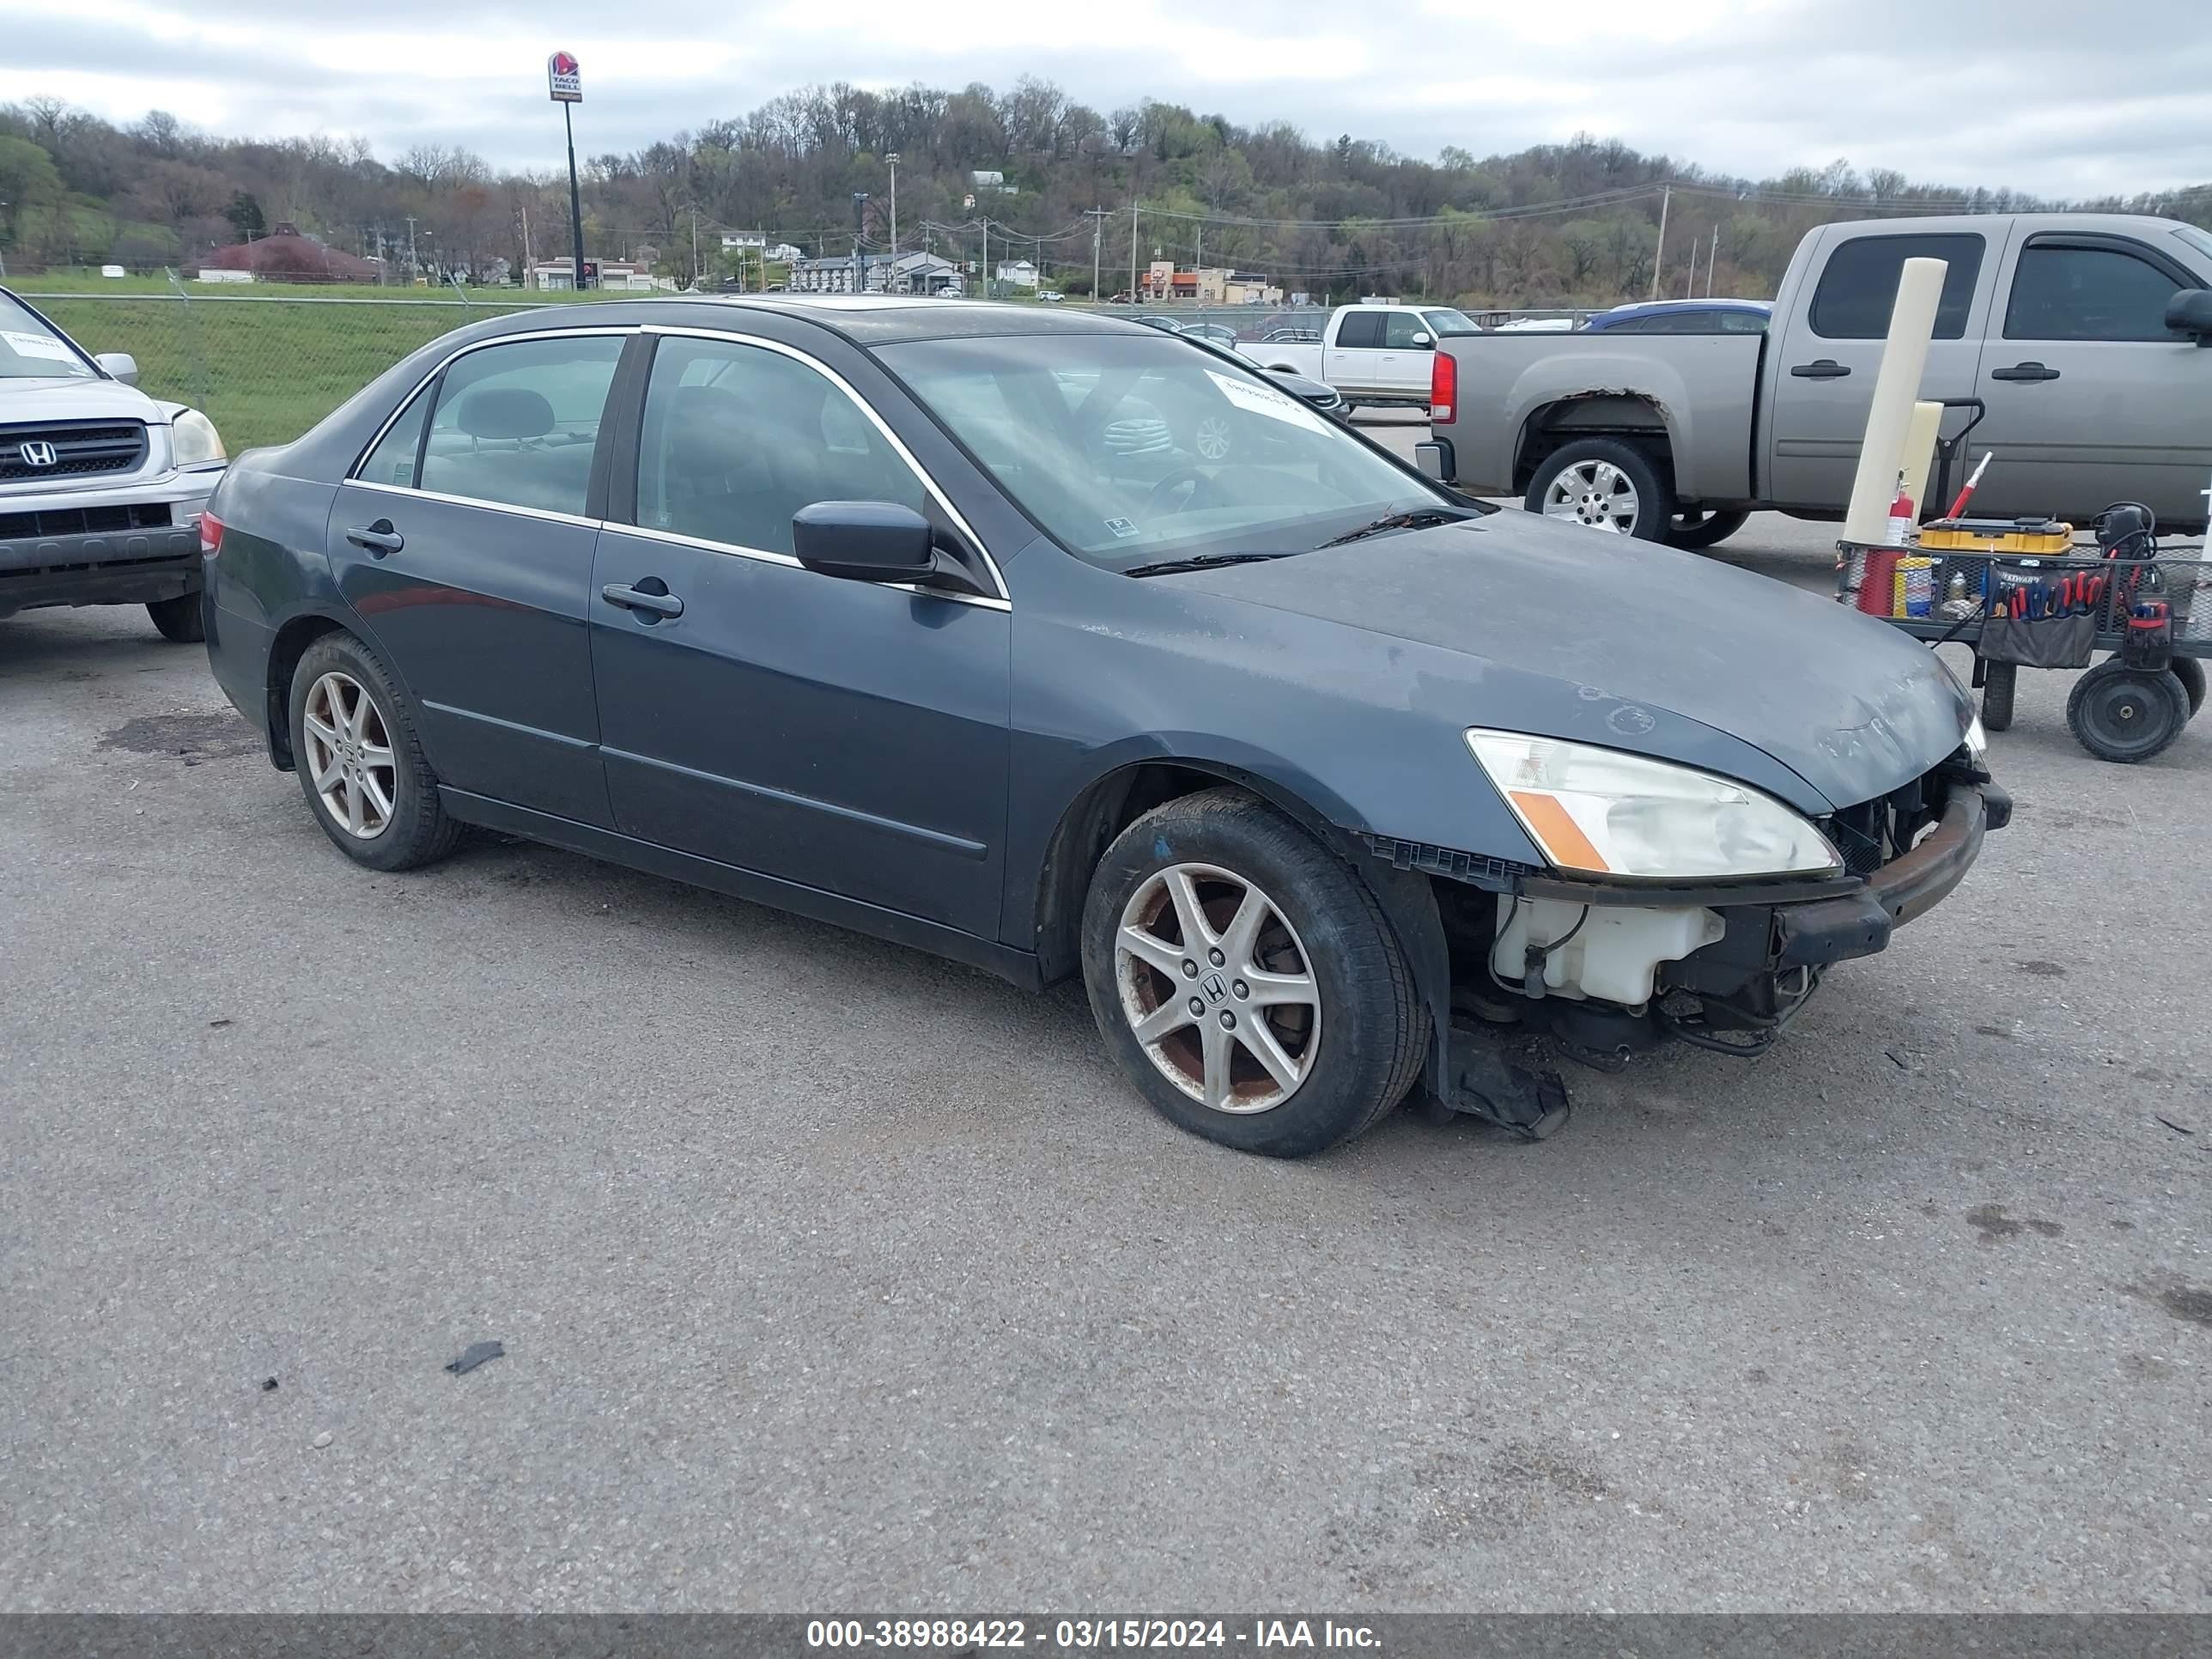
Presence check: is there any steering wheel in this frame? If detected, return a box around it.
[1146,468,1219,516]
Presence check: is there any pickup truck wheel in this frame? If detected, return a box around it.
[1080,787,1427,1158]
[146,593,204,643]
[1665,508,1749,550]
[1526,439,1672,540]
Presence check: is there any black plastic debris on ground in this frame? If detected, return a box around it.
[445,1340,505,1376]
[260,1376,278,1392]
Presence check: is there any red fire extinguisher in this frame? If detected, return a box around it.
[1885,471,1916,547]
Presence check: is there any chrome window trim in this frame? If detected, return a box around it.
[640,322,1009,602]
[346,325,637,485]
[349,478,605,532]
[606,521,1011,612]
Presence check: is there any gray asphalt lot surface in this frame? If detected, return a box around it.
[3,434,2209,1612]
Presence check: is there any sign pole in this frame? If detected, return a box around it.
[549,51,586,290]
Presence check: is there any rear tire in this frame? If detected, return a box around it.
[1979,660,2016,732]
[1525,438,1673,540]
[1665,508,1749,550]
[1079,787,1427,1158]
[2065,659,2187,763]
[288,633,460,870]
[2170,655,2205,719]
[147,592,204,643]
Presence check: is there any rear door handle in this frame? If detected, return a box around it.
[1789,360,1851,380]
[345,520,404,556]
[600,581,684,619]
[1989,362,2062,382]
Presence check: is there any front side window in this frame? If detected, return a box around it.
[2003,242,2185,342]
[878,332,1462,571]
[418,334,623,515]
[1382,311,1432,349]
[635,335,928,555]
[1809,234,1984,340]
[0,291,94,380]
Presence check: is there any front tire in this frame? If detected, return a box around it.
[1079,787,1427,1158]
[1665,507,1749,550]
[288,633,460,870]
[147,592,204,642]
[1525,437,1673,540]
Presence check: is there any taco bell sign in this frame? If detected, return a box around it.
[548,51,582,103]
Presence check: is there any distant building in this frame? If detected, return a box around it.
[530,258,654,291]
[191,231,379,285]
[790,253,890,294]
[886,251,962,295]
[1133,260,1280,307]
[994,258,1039,288]
[765,242,804,264]
[720,233,764,251]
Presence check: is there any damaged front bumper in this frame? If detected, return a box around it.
[1383,773,2007,1134]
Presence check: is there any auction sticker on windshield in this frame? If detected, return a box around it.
[1204,369,1329,434]
[2,331,78,362]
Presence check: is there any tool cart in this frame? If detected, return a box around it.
[1838,505,2209,763]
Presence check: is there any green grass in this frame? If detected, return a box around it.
[26,285,635,453]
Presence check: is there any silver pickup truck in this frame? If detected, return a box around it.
[1418,213,2212,545]
[1,287,228,640]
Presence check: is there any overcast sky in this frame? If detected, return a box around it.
[5,0,2207,200]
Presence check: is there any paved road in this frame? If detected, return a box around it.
[3,495,2207,1612]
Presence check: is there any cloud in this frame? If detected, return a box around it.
[2,0,2206,198]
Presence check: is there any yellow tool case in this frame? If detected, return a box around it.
[1916,517,2075,555]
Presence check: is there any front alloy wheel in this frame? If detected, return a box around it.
[1115,862,1321,1114]
[302,671,397,839]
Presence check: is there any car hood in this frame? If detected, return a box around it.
[1154,513,1974,812]
[0,374,163,423]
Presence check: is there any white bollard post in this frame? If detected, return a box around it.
[1842,258,1947,545]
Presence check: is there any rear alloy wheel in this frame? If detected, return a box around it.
[1525,438,1671,540]
[289,633,460,870]
[1080,787,1427,1158]
[146,592,204,642]
[2065,659,2188,763]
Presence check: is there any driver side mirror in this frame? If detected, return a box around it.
[94,351,140,385]
[792,501,988,598]
[1409,331,1433,349]
[2166,289,2212,344]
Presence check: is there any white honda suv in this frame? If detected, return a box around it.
[0,286,227,641]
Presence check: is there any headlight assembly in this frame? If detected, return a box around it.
[171,409,226,468]
[1467,729,1841,880]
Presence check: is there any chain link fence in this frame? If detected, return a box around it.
[27,289,1599,454]
[29,289,577,453]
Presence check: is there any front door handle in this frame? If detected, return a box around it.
[1989,361,2062,382]
[346,520,404,556]
[600,580,684,619]
[1790,359,1851,380]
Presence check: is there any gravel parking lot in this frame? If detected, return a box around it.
[3,453,2207,1611]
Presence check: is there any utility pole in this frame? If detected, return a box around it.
[887,153,900,261]
[690,207,699,289]
[1685,236,1697,299]
[520,207,532,285]
[1708,224,1718,297]
[404,215,419,285]
[1650,185,1669,301]
[851,191,868,293]
[981,216,989,300]
[1085,207,1109,301]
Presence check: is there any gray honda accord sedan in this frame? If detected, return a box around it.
[201,296,2004,1155]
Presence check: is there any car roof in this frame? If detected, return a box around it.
[554,293,1151,346]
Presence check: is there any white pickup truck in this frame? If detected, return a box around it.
[1237,303,1485,411]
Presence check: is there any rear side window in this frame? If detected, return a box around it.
[1335,312,1384,349]
[1809,234,1985,340]
[357,388,430,487]
[418,335,624,516]
[2003,242,2185,341]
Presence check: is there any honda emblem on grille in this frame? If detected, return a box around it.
[18,441,58,468]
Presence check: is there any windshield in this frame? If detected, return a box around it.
[878,332,1465,571]
[0,292,95,380]
[1421,308,1483,337]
